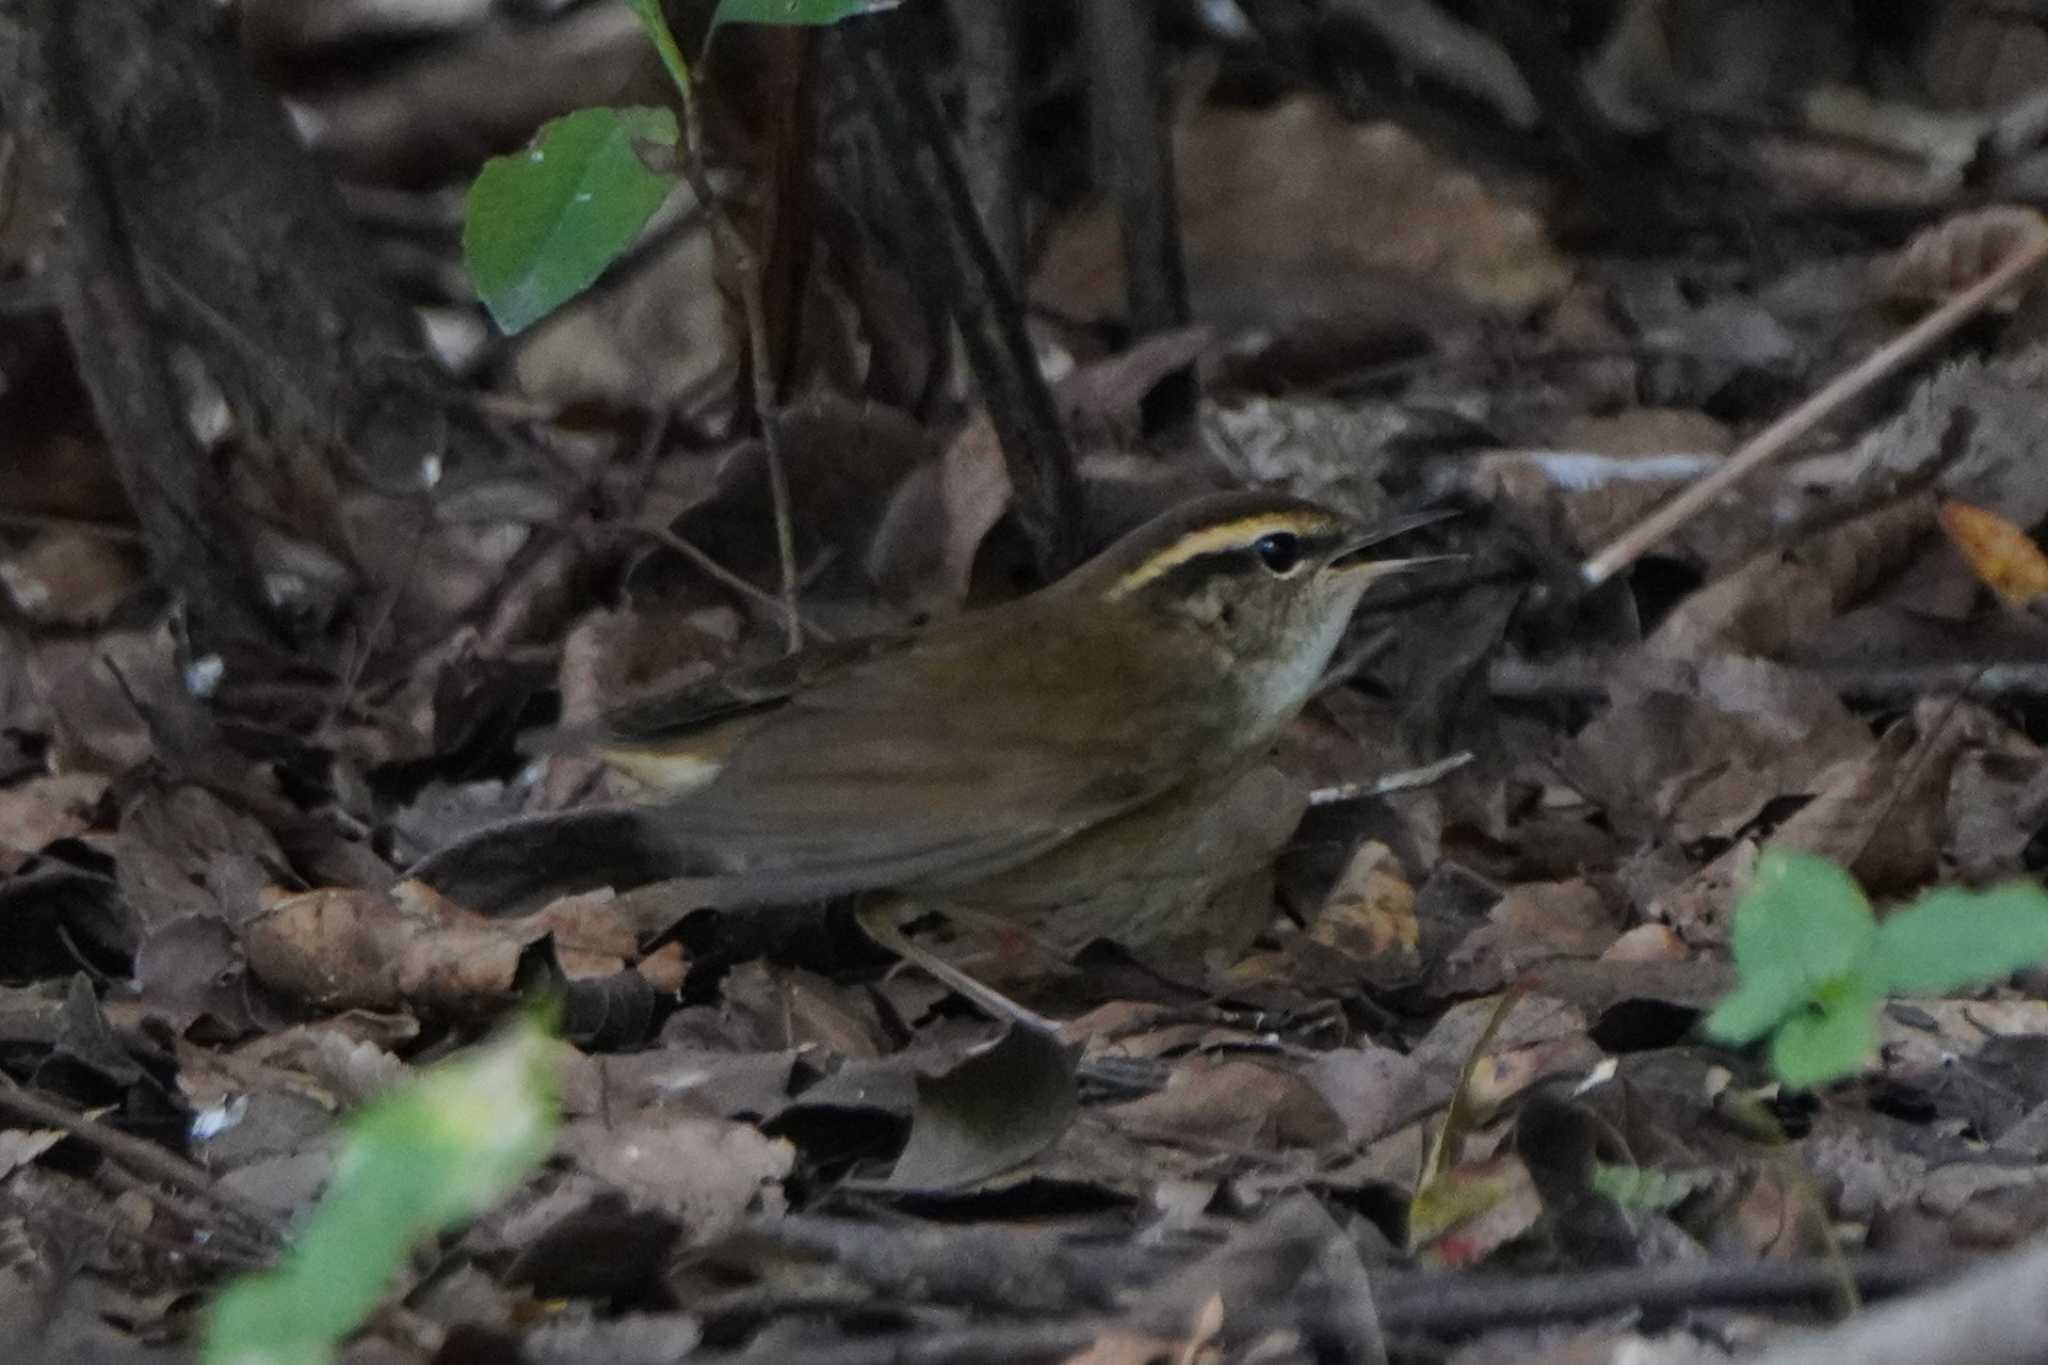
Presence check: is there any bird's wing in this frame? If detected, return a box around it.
[641,635,1193,903]
[589,632,910,742]
[526,633,913,795]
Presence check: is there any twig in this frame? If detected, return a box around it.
[1747,1240,2048,1365]
[943,0,1023,283]
[1489,653,2048,703]
[1079,0,1196,433]
[0,508,144,543]
[732,257,805,654]
[632,523,828,643]
[668,1322,1099,1365]
[93,1158,276,1266]
[855,902,1061,1035]
[0,1075,286,1245]
[1581,229,2048,587]
[42,1193,269,1270]
[843,14,1086,581]
[1371,1252,1956,1334]
[657,1250,1962,1363]
[1323,0,1538,128]
[1310,752,1475,806]
[644,6,804,654]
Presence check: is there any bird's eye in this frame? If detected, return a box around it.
[1254,531,1303,575]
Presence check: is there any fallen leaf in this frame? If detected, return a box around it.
[885,1025,1078,1191]
[1885,207,2048,302]
[1310,841,1419,956]
[0,772,107,855]
[1035,95,1568,338]
[559,1112,793,1237]
[1108,1057,1344,1152]
[1408,1154,1545,1267]
[1939,500,2048,608]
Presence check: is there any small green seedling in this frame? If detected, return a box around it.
[203,1016,559,1365]
[463,0,895,334]
[1706,848,2048,1089]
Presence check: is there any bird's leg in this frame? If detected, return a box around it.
[854,900,1062,1035]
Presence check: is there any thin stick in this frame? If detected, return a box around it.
[635,2,806,654]
[43,1195,269,1270]
[1488,653,2048,702]
[0,1075,285,1244]
[854,902,1062,1036]
[94,1159,277,1265]
[1310,751,1475,806]
[635,523,827,643]
[0,508,145,543]
[731,254,805,654]
[1581,231,2048,588]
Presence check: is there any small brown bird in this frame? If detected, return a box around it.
[413,490,1450,999]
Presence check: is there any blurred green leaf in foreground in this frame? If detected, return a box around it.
[204,1015,560,1365]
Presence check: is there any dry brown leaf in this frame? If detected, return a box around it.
[244,876,646,1011]
[1884,207,2048,303]
[1061,1293,1223,1365]
[1601,923,1689,962]
[1649,701,1997,942]
[1310,841,1418,956]
[1915,2,2048,109]
[1646,498,1932,662]
[1939,500,2048,607]
[1572,655,1875,844]
[1882,999,2048,1076]
[635,941,688,994]
[243,885,408,1009]
[1035,95,1567,335]
[1106,1058,1344,1151]
[1409,1154,1545,1268]
[531,890,640,979]
[1774,700,1997,893]
[1849,351,2048,531]
[0,772,107,855]
[0,533,141,626]
[1750,134,1962,211]
[1582,0,1855,133]
[558,1111,792,1236]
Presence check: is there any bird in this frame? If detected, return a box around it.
[409,489,1452,1011]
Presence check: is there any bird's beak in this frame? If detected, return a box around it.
[1327,551,1464,583]
[1327,508,1463,580]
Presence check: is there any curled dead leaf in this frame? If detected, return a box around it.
[1884,207,2048,303]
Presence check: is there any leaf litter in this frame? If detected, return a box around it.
[20,6,2048,1364]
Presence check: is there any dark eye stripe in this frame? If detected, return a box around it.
[1103,513,1348,599]
[1124,531,1344,599]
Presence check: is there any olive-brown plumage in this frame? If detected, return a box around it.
[414,489,1446,967]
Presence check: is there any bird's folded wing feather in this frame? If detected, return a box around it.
[640,688,1184,901]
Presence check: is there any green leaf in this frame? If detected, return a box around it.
[1874,883,2048,994]
[463,106,679,335]
[203,1018,559,1365]
[621,0,694,102]
[1590,1163,1714,1212]
[710,0,900,30]
[1704,849,1876,1044]
[1769,987,1879,1090]
[1704,976,1805,1047]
